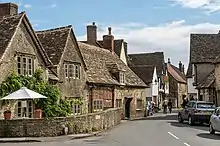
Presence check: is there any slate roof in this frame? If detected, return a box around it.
[167,64,186,84]
[128,52,165,77]
[186,63,192,78]
[0,12,23,60]
[36,26,72,65]
[129,65,155,84]
[78,42,147,87]
[196,70,215,89]
[190,33,220,63]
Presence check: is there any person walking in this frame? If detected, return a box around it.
[168,99,172,114]
[162,99,168,114]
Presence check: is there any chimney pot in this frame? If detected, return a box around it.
[92,22,95,25]
[179,61,183,72]
[103,27,114,52]
[0,3,18,17]
[168,58,171,64]
[108,27,112,35]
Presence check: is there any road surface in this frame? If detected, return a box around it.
[1,113,220,146]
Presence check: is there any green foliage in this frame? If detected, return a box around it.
[0,68,76,117]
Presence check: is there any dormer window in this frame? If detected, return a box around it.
[120,72,125,84]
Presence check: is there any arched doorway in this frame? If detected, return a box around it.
[124,97,132,119]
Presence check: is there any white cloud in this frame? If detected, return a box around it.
[24,4,32,9]
[77,21,220,70]
[172,0,220,13]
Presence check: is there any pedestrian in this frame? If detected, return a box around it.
[168,99,172,114]
[162,99,168,114]
[181,97,188,108]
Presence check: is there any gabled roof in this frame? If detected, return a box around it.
[36,26,71,65]
[0,12,22,60]
[128,52,165,77]
[129,65,155,84]
[196,70,215,89]
[167,64,186,84]
[0,12,52,66]
[78,42,147,87]
[36,26,87,69]
[190,33,220,63]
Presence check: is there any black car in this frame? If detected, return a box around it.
[178,101,215,125]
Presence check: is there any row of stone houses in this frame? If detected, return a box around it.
[0,3,148,119]
[186,32,220,106]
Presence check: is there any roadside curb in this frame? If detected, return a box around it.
[131,113,177,121]
[0,138,42,143]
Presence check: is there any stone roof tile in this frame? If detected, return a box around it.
[78,42,147,87]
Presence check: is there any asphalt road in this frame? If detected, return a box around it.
[1,113,220,146]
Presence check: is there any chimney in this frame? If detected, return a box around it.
[87,22,97,45]
[103,27,114,52]
[182,65,185,73]
[0,3,18,17]
[179,61,183,72]
[168,58,171,64]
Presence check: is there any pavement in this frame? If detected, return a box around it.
[1,112,220,146]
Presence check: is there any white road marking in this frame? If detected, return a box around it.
[184,142,190,146]
[168,132,179,140]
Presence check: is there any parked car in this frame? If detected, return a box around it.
[209,107,220,134]
[178,101,215,125]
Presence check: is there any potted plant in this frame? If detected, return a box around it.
[4,110,11,120]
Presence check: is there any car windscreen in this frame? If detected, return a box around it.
[197,103,215,109]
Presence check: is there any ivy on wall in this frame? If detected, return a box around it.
[0,68,83,117]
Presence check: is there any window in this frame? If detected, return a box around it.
[93,100,103,112]
[17,100,33,118]
[136,99,143,109]
[17,56,34,76]
[120,72,125,84]
[72,103,82,115]
[116,99,122,107]
[75,65,80,79]
[64,63,81,79]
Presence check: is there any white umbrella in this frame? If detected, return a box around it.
[0,87,47,100]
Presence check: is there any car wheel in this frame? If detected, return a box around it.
[188,116,194,125]
[178,114,183,123]
[209,123,215,134]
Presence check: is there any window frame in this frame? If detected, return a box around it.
[17,55,34,76]
[64,63,81,79]
[93,99,103,112]
[119,72,125,84]
[72,103,82,115]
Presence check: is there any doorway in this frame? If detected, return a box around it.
[125,97,132,119]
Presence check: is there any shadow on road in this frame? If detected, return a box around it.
[147,114,177,121]
[197,133,220,140]
[168,121,209,131]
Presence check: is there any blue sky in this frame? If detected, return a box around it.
[3,0,220,68]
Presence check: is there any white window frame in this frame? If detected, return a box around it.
[93,99,103,112]
[72,103,82,115]
[119,72,125,84]
[64,63,81,79]
[17,56,34,76]
[17,100,34,118]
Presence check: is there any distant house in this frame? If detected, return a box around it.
[82,22,128,65]
[128,52,168,106]
[186,33,220,104]
[36,26,88,115]
[80,23,147,119]
[167,60,187,108]
[0,3,57,118]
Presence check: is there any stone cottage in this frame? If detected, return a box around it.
[0,3,57,118]
[186,33,220,104]
[80,24,147,119]
[167,59,187,108]
[36,26,88,115]
[127,52,169,107]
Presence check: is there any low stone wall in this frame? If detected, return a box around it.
[0,108,122,137]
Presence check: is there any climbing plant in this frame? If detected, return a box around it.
[0,68,83,117]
